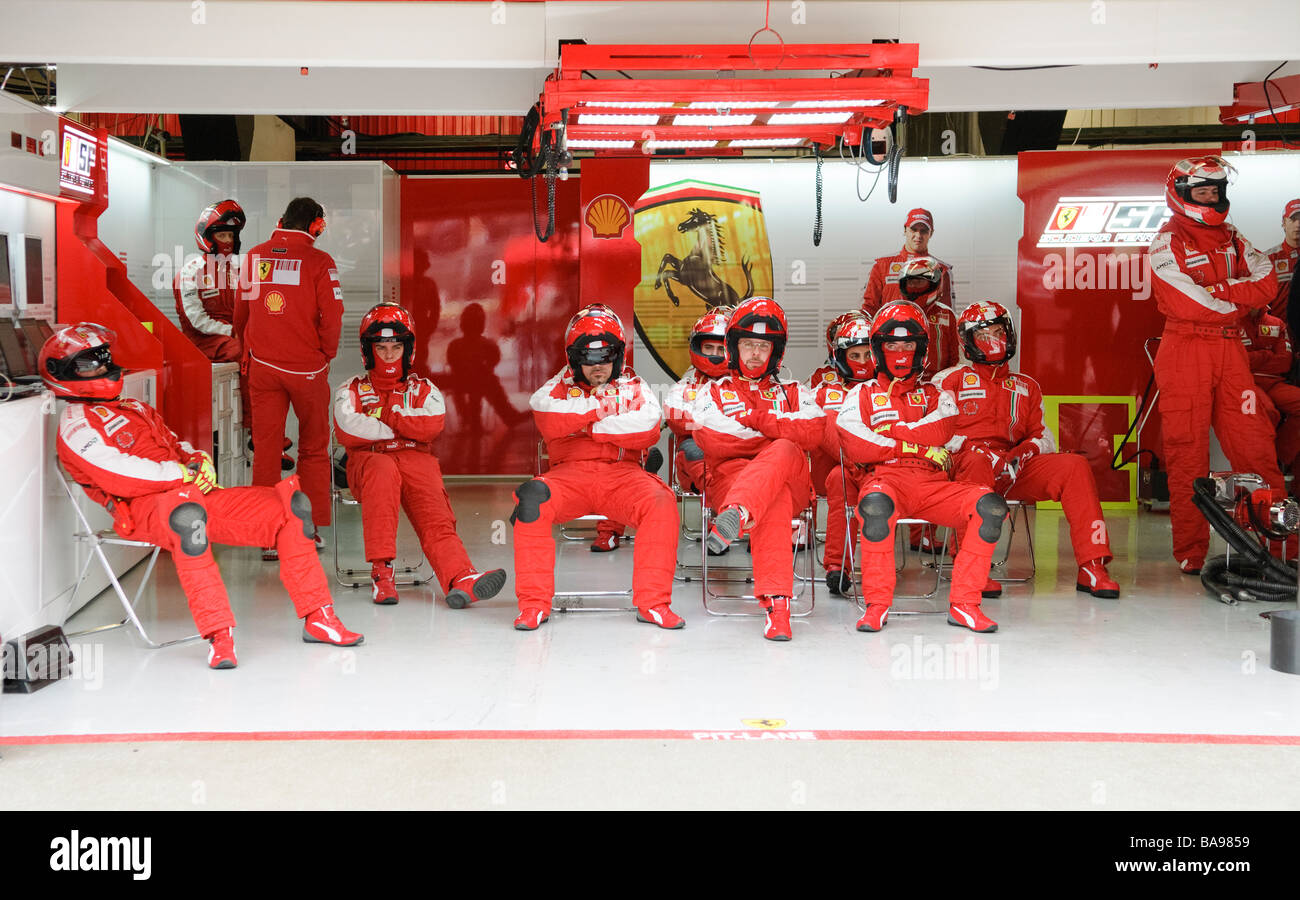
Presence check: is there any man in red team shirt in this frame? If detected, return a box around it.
[334,303,507,608]
[1148,157,1282,573]
[510,304,683,632]
[862,208,956,318]
[43,323,363,670]
[1242,306,1300,494]
[936,301,1121,598]
[1264,198,1300,321]
[236,197,343,555]
[835,300,1007,633]
[692,297,827,641]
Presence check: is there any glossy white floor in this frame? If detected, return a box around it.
[3,482,1299,810]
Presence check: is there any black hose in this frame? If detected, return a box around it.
[1200,556,1297,604]
[1192,478,1298,601]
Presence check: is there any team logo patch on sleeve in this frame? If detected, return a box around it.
[264,291,287,314]
[1262,325,1280,337]
[328,269,339,282]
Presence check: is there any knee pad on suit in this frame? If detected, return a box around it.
[975,492,1009,543]
[289,491,314,538]
[681,438,705,462]
[168,502,209,557]
[511,478,551,525]
[858,492,895,544]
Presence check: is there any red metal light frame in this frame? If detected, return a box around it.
[538,42,929,154]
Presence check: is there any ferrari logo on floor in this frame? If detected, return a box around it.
[741,718,787,729]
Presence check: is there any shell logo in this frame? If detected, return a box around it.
[585,194,631,239]
[569,387,583,398]
[827,390,842,402]
[963,373,979,387]
[872,393,889,407]
[264,291,286,314]
[822,372,835,382]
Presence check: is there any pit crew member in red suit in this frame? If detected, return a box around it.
[510,304,684,632]
[815,315,876,596]
[693,297,826,642]
[663,308,733,496]
[1149,156,1283,574]
[861,207,955,319]
[234,197,342,552]
[1264,198,1299,320]
[1242,307,1300,490]
[334,303,507,607]
[936,300,1120,599]
[808,309,869,503]
[836,301,1007,633]
[175,200,245,365]
[44,324,363,670]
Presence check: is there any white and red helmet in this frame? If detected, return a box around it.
[958,300,1017,365]
[1166,156,1235,227]
[832,316,874,382]
[726,296,788,380]
[565,303,627,384]
[39,323,124,401]
[195,199,247,254]
[688,308,731,378]
[869,300,931,381]
[359,303,416,375]
[824,309,867,359]
[897,256,942,302]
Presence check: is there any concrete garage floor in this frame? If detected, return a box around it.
[3,483,1299,810]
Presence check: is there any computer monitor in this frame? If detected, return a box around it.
[0,233,12,307]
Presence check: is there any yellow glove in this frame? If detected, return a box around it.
[183,457,219,494]
[923,445,952,471]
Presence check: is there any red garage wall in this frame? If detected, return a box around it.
[400,175,582,474]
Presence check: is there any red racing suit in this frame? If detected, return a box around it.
[663,365,720,493]
[174,252,243,363]
[334,372,476,591]
[835,375,1004,608]
[935,362,1113,567]
[1242,313,1300,476]
[690,373,825,598]
[1265,240,1299,319]
[57,398,333,637]
[512,368,677,615]
[862,250,957,377]
[235,228,344,526]
[1149,215,1282,568]
[809,365,870,573]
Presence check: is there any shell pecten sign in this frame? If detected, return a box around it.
[584,193,632,239]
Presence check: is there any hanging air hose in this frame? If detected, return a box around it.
[512,102,559,243]
[812,144,823,247]
[1191,477,1298,604]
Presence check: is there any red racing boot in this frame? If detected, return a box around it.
[982,577,1003,599]
[513,608,550,631]
[445,568,508,609]
[763,595,792,641]
[636,604,686,629]
[947,603,998,633]
[207,627,237,669]
[302,604,365,646]
[371,561,399,606]
[1076,559,1120,598]
[855,604,890,632]
[706,505,750,554]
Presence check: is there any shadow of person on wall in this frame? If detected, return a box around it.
[446,301,531,436]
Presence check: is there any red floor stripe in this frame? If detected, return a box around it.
[5,728,1300,745]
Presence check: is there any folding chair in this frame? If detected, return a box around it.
[991,499,1036,582]
[530,440,636,613]
[56,467,202,649]
[698,475,817,618]
[833,453,950,614]
[330,445,434,590]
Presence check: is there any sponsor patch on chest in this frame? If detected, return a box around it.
[1184,252,1210,268]
[871,409,900,426]
[958,389,986,401]
[258,258,302,285]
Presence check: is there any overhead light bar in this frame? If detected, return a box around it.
[566,139,637,148]
[670,114,757,127]
[729,138,805,147]
[577,113,660,125]
[791,99,885,108]
[644,140,719,149]
[768,111,855,124]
